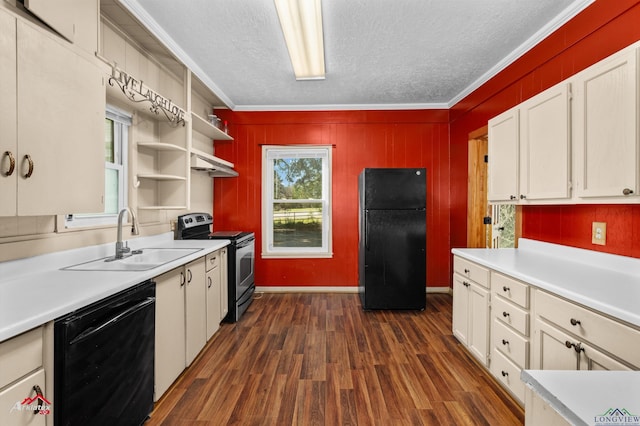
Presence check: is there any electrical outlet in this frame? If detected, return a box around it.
[170,220,176,231]
[592,222,606,245]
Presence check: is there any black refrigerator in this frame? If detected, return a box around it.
[358,168,426,310]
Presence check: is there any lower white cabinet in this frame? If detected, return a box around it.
[205,251,222,339]
[532,289,640,371]
[0,326,47,426]
[452,257,490,366]
[154,257,206,400]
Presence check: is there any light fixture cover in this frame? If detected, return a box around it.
[274,0,325,80]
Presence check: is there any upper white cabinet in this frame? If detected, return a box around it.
[488,82,571,204]
[0,9,105,216]
[488,41,640,205]
[23,0,99,54]
[519,83,571,201]
[573,47,639,200]
[488,107,519,202]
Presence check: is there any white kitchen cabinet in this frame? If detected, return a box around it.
[490,272,531,403]
[0,326,47,425]
[488,82,571,204]
[573,46,639,200]
[519,82,571,201]
[205,252,221,340]
[220,248,229,320]
[155,256,207,400]
[154,267,186,400]
[23,0,98,54]
[0,9,104,216]
[185,257,206,366]
[488,107,519,202]
[0,8,17,217]
[452,256,490,366]
[532,289,640,371]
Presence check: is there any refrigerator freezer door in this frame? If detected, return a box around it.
[361,168,426,210]
[359,209,426,310]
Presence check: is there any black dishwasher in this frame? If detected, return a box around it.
[54,280,155,426]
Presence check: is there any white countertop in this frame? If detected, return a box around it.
[522,370,640,426]
[0,233,230,342]
[452,239,640,328]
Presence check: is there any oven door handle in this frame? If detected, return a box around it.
[69,298,155,345]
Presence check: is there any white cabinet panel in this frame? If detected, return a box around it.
[574,47,639,199]
[488,107,519,202]
[185,258,206,366]
[519,82,571,201]
[0,9,17,216]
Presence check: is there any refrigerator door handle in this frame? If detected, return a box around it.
[365,210,370,250]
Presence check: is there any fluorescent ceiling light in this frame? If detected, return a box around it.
[274,0,325,80]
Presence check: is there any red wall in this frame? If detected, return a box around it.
[212,110,451,288]
[450,0,640,258]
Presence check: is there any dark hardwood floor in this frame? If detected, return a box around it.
[147,293,524,425]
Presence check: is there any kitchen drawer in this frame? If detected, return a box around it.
[492,272,529,308]
[0,369,47,425]
[535,290,640,368]
[493,296,529,336]
[490,349,525,403]
[205,250,220,272]
[453,256,489,289]
[493,318,529,369]
[0,327,42,388]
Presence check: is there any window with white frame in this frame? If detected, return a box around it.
[65,106,130,227]
[262,145,332,258]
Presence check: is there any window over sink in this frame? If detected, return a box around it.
[65,105,130,228]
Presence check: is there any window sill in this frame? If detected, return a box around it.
[261,252,333,259]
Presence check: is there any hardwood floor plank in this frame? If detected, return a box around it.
[146,293,524,425]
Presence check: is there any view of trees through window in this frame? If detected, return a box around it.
[272,157,323,247]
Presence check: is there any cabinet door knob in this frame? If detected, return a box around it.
[23,154,34,178]
[570,318,581,326]
[510,195,517,200]
[501,371,508,377]
[623,188,634,195]
[187,269,193,283]
[208,276,212,288]
[463,281,470,287]
[502,286,510,292]
[501,339,509,345]
[180,271,185,287]
[520,194,526,199]
[464,268,470,274]
[502,311,510,318]
[3,151,15,176]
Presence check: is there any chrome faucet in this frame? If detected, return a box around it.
[114,207,140,259]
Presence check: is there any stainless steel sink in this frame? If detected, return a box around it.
[62,248,203,271]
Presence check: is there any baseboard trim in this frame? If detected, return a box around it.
[255,286,452,294]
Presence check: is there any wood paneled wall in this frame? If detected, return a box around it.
[213,110,450,288]
[450,0,640,258]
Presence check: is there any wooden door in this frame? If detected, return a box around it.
[467,129,489,248]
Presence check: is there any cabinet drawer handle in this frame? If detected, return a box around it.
[501,339,509,345]
[502,286,510,292]
[501,371,508,377]
[208,276,212,288]
[464,268,470,274]
[24,154,34,178]
[502,311,510,318]
[570,318,581,326]
[520,194,526,199]
[510,195,517,200]
[463,281,470,287]
[3,151,15,176]
[180,271,185,287]
[187,269,193,283]
[623,188,634,195]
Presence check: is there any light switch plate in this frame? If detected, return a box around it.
[592,221,606,245]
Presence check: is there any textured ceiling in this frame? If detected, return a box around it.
[118,0,594,111]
